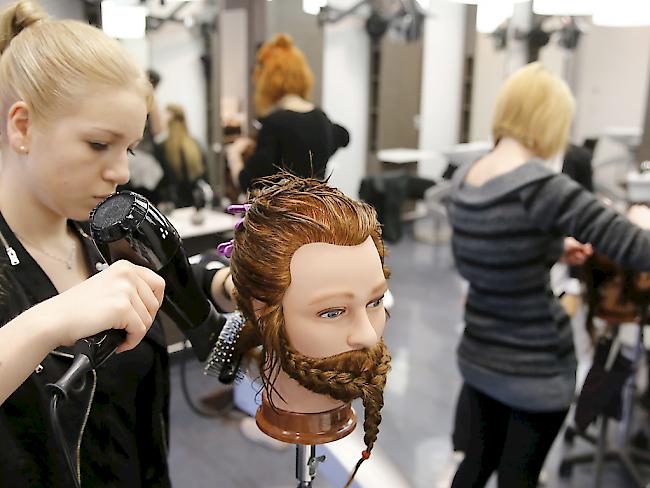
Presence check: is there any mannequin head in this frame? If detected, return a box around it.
[230,174,390,476]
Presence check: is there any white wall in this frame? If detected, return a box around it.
[149,22,207,147]
[220,8,248,128]
[470,16,650,146]
[469,2,532,142]
[418,0,466,178]
[322,0,369,198]
[0,0,86,19]
[468,33,506,142]
[121,38,149,69]
[571,24,650,143]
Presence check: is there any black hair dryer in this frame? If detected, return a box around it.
[89,191,226,362]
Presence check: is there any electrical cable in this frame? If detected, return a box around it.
[179,342,224,418]
[49,393,81,488]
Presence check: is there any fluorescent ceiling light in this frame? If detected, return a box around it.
[477,0,513,33]
[592,0,650,26]
[302,0,327,15]
[450,0,528,4]
[101,0,146,39]
[532,0,594,16]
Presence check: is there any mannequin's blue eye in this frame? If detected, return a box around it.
[367,296,384,309]
[319,309,344,319]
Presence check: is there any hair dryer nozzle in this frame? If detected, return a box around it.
[89,191,226,362]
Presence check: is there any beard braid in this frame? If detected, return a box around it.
[280,333,391,487]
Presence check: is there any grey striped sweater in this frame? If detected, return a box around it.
[449,160,650,411]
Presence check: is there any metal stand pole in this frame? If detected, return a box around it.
[295,444,326,488]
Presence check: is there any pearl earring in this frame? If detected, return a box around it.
[19,145,26,153]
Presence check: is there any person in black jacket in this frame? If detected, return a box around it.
[227,33,349,193]
[0,2,234,487]
[0,261,164,405]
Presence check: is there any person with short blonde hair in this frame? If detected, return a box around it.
[491,62,575,160]
[448,63,650,487]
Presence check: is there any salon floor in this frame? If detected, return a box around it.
[168,224,650,488]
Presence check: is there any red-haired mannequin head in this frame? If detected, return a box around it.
[230,174,390,485]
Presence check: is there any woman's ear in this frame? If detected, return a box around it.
[6,101,31,154]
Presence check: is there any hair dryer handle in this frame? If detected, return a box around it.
[47,329,126,398]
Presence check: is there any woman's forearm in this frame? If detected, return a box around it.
[210,267,236,313]
[0,306,59,405]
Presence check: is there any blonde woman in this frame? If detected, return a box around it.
[449,63,650,487]
[0,1,234,486]
[161,103,206,207]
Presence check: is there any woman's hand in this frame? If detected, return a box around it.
[40,260,165,353]
[0,261,165,405]
[561,237,593,266]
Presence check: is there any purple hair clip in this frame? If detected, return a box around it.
[216,204,252,258]
[226,204,251,215]
[216,241,234,258]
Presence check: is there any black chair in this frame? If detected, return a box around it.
[560,315,650,487]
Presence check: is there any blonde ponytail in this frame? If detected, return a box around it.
[0,0,47,54]
[0,0,151,131]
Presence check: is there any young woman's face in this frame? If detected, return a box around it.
[23,86,147,221]
[282,237,388,359]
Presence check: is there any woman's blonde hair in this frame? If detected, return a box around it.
[492,62,575,159]
[163,104,204,182]
[0,0,151,133]
[254,33,314,115]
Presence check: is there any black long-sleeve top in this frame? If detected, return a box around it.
[449,160,650,411]
[238,108,349,192]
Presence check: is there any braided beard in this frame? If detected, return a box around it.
[279,331,391,477]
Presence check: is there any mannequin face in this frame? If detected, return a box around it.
[282,236,387,358]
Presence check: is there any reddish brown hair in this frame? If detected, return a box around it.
[253,33,314,115]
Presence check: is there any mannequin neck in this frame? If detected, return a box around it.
[256,392,356,444]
